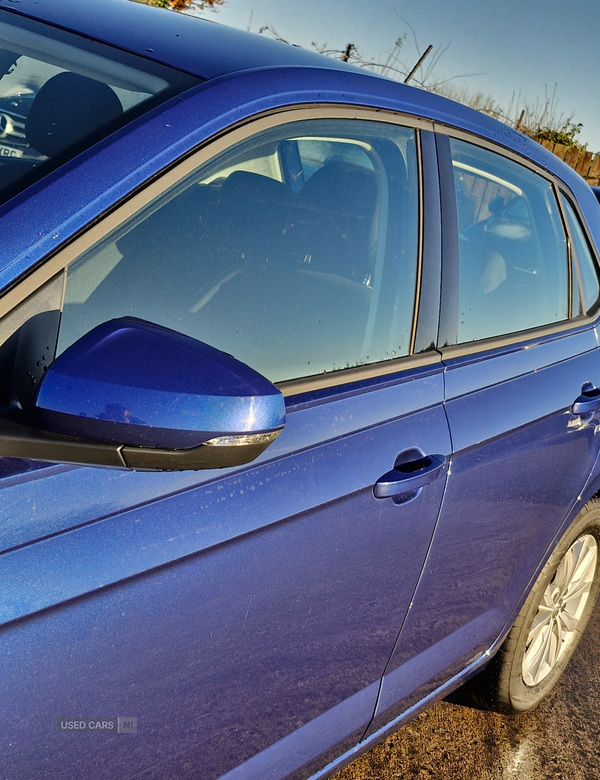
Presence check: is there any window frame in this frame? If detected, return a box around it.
[435,126,600,357]
[555,187,600,318]
[0,105,441,403]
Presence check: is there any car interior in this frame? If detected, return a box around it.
[453,154,569,343]
[0,18,196,205]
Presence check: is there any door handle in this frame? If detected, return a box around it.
[374,454,447,499]
[572,386,600,416]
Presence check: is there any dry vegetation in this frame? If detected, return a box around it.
[133,1,586,152]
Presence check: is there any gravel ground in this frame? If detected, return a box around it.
[333,602,600,780]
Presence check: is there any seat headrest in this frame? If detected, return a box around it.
[26,72,123,158]
[218,171,294,209]
[298,162,378,217]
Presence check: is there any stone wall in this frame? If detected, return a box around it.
[538,139,600,185]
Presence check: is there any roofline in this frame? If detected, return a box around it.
[0,0,368,80]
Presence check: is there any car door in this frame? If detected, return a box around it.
[0,113,450,780]
[368,132,600,733]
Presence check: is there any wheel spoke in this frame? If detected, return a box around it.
[528,606,552,645]
[562,578,592,613]
[524,622,553,685]
[557,609,577,634]
[525,625,547,666]
[547,622,561,669]
[569,541,597,587]
[554,554,572,593]
[562,537,597,616]
[541,591,555,610]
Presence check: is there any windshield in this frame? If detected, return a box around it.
[0,11,200,206]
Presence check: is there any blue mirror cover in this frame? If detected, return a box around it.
[34,318,285,449]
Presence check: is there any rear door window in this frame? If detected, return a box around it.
[450,138,569,343]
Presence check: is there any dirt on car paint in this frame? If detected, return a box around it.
[333,603,600,780]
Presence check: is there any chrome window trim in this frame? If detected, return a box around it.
[439,315,595,361]
[278,350,440,397]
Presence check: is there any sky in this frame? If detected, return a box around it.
[194,0,600,153]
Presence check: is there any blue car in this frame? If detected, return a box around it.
[2,2,600,778]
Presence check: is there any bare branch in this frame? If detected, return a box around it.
[394,12,421,58]
[258,23,290,45]
[252,15,584,148]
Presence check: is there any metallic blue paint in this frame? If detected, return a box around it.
[1,362,443,555]
[1,366,451,779]
[370,328,600,732]
[35,318,285,448]
[443,326,598,400]
[1,6,600,779]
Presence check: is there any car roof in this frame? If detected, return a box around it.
[0,0,367,79]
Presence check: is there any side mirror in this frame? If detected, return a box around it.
[0,318,285,470]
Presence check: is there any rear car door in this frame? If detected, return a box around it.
[0,113,450,780]
[369,132,600,732]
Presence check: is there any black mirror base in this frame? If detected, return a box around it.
[0,414,274,471]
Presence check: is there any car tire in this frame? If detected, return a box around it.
[453,498,600,714]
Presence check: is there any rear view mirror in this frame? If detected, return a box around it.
[0,318,285,470]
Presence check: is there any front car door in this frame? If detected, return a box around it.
[0,110,450,780]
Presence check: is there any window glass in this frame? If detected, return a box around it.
[560,194,600,316]
[450,138,568,343]
[0,11,199,206]
[58,119,419,384]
